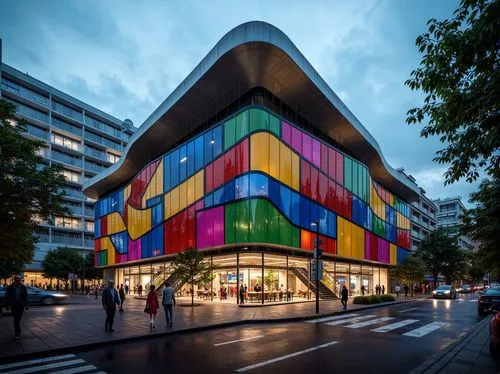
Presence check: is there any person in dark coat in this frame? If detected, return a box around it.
[119,284,126,312]
[102,280,120,332]
[341,285,348,310]
[5,275,28,339]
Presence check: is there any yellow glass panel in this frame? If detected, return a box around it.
[179,182,187,212]
[126,205,152,240]
[337,217,344,256]
[279,142,292,187]
[164,193,171,220]
[269,135,280,180]
[169,186,180,218]
[390,244,397,265]
[142,159,164,207]
[107,212,126,235]
[99,237,115,265]
[124,184,132,202]
[194,170,204,201]
[250,132,269,174]
[351,224,364,259]
[187,176,195,206]
[291,152,300,191]
[389,194,394,207]
[338,217,352,258]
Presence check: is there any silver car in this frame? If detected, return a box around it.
[0,286,68,306]
[432,285,457,299]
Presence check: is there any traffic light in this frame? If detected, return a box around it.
[314,237,323,259]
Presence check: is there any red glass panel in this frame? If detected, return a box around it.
[300,229,314,250]
[100,216,108,237]
[213,156,225,190]
[326,237,337,255]
[318,172,328,206]
[320,143,329,174]
[344,190,352,220]
[170,215,179,254]
[301,160,311,198]
[370,232,378,261]
[164,221,171,255]
[335,183,343,215]
[335,151,344,185]
[95,238,102,252]
[187,206,195,248]
[235,138,249,175]
[205,164,214,193]
[310,167,319,202]
[224,147,236,183]
[327,179,336,210]
[178,210,187,251]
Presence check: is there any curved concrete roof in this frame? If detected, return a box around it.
[83,21,419,201]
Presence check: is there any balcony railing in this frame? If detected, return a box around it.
[84,146,107,160]
[52,152,83,168]
[52,235,83,246]
[84,162,106,173]
[26,125,50,141]
[52,117,83,137]
[64,188,84,200]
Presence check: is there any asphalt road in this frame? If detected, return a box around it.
[1,294,485,374]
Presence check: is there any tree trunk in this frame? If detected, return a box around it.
[191,282,194,307]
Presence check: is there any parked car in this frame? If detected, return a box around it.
[432,285,457,299]
[490,306,500,356]
[0,286,68,307]
[461,285,472,294]
[478,287,500,316]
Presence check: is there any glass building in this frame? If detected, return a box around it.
[0,40,136,285]
[84,22,419,303]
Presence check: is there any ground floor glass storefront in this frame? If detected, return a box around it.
[112,251,389,303]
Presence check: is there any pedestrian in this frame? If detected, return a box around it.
[5,275,28,339]
[239,284,245,304]
[395,284,401,299]
[361,284,365,296]
[162,282,176,328]
[422,284,426,295]
[341,285,348,310]
[125,284,129,295]
[102,280,120,332]
[381,285,385,295]
[404,284,409,297]
[94,286,98,299]
[279,284,284,301]
[119,284,126,312]
[145,285,159,329]
[138,284,143,297]
[375,284,380,295]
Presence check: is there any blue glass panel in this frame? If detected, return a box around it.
[310,202,319,228]
[179,145,187,182]
[152,203,163,226]
[268,179,280,208]
[291,191,301,226]
[110,232,127,254]
[163,154,171,192]
[318,206,328,235]
[235,175,249,199]
[213,125,223,158]
[279,185,291,219]
[327,211,336,238]
[195,136,204,170]
[204,131,213,164]
[300,196,310,229]
[249,173,268,197]
[224,180,235,203]
[204,193,213,208]
[152,225,164,257]
[170,149,179,188]
[95,219,101,237]
[213,186,224,205]
[186,141,195,176]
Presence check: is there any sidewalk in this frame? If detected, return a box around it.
[0,295,417,361]
[409,315,500,373]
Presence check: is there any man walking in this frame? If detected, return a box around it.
[119,284,126,312]
[395,284,401,299]
[341,285,348,310]
[5,275,28,339]
[102,280,119,332]
[162,282,176,328]
[404,284,409,297]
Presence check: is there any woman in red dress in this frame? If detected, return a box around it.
[146,285,159,328]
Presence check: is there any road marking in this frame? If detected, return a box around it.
[214,335,265,346]
[346,317,395,329]
[307,314,359,323]
[49,365,97,374]
[372,319,419,333]
[399,307,418,313]
[2,359,85,374]
[0,355,76,370]
[325,314,377,326]
[235,341,338,372]
[469,299,478,303]
[403,322,447,337]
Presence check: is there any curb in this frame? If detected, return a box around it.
[407,315,490,374]
[0,298,418,364]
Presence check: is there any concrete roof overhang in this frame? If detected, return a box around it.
[83,21,419,201]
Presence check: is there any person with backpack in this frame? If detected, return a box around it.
[341,285,348,310]
[162,282,176,328]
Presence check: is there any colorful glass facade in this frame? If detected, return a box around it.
[94,106,411,268]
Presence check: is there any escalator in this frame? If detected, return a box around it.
[290,267,337,299]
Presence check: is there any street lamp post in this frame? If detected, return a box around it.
[311,222,321,314]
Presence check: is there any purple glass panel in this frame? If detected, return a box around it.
[282,121,292,145]
[291,127,302,153]
[128,237,142,261]
[302,134,312,161]
[212,206,225,246]
[196,210,206,249]
[311,138,321,167]
[364,232,371,260]
[377,238,390,263]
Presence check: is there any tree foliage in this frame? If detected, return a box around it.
[82,251,103,281]
[171,247,215,306]
[406,0,500,184]
[0,99,68,266]
[461,175,500,275]
[42,247,84,284]
[263,269,278,291]
[415,228,469,287]
[391,254,426,287]
[0,260,23,280]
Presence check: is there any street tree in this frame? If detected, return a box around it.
[406,0,500,185]
[415,228,468,288]
[391,254,426,295]
[42,247,83,289]
[0,99,68,268]
[171,247,215,306]
[81,251,103,284]
[0,260,23,281]
[461,175,500,276]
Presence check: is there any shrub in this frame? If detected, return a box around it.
[369,295,381,304]
[379,294,396,302]
[352,296,370,304]
[352,294,396,304]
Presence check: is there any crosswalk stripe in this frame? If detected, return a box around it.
[346,317,394,329]
[403,322,447,337]
[371,319,419,333]
[325,314,376,326]
[2,359,84,374]
[0,355,76,371]
[49,365,97,374]
[469,299,478,302]
[307,314,359,323]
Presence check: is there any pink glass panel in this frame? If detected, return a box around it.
[212,206,225,246]
[377,238,390,263]
[196,210,206,249]
[128,237,142,261]
[282,121,292,145]
[364,231,371,260]
[302,134,312,161]
[196,206,224,249]
[311,138,321,167]
[291,127,302,153]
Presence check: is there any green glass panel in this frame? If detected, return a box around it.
[344,157,352,191]
[235,200,250,243]
[224,204,236,244]
[291,226,300,247]
[249,199,268,242]
[235,110,249,143]
[101,251,108,266]
[269,114,280,137]
[224,117,236,150]
[249,108,269,133]
[268,202,280,244]
[352,161,359,197]
[278,214,291,246]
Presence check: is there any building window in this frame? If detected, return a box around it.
[107,153,120,163]
[54,216,81,229]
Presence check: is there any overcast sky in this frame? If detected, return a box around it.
[0,0,481,205]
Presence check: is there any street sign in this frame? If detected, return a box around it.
[310,260,323,281]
